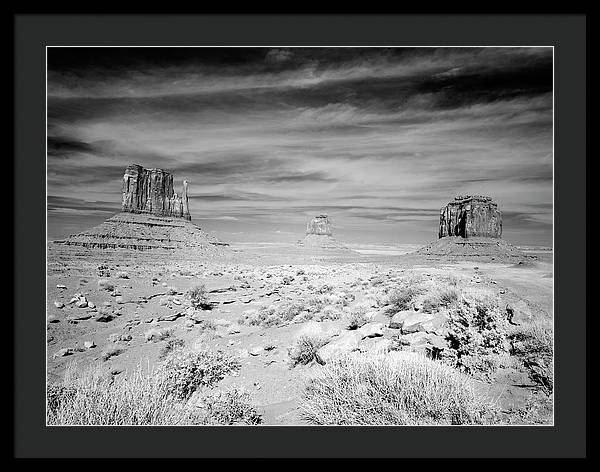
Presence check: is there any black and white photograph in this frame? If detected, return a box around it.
[45,46,555,426]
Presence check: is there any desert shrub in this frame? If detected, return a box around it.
[315,306,342,322]
[166,286,179,295]
[160,348,241,400]
[47,363,196,425]
[159,338,186,359]
[97,279,115,291]
[186,284,210,309]
[508,321,553,394]
[288,335,329,366]
[505,392,554,425]
[370,275,386,286]
[422,286,460,312]
[101,346,124,362]
[46,384,77,415]
[300,352,498,425]
[445,293,509,378]
[386,285,422,313]
[345,307,369,330]
[317,284,334,294]
[239,299,326,327]
[195,389,262,425]
[144,328,173,343]
[198,319,217,332]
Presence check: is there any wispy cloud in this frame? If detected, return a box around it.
[47,47,553,245]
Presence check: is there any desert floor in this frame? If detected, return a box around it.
[46,242,553,425]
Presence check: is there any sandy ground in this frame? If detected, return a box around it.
[46,242,553,425]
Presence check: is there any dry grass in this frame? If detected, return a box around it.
[385,285,422,313]
[186,283,210,310]
[422,286,460,312]
[300,352,499,425]
[47,347,252,425]
[508,320,554,394]
[47,363,198,425]
[444,291,509,378]
[345,307,369,330]
[288,334,329,366]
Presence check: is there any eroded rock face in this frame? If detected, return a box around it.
[439,195,502,239]
[306,215,332,236]
[122,164,191,220]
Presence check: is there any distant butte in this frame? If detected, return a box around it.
[414,195,532,262]
[439,195,502,239]
[297,215,353,251]
[53,165,227,254]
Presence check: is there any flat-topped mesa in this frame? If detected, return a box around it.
[306,214,333,236]
[439,195,502,239]
[122,164,191,221]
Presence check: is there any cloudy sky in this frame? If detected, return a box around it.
[47,47,553,246]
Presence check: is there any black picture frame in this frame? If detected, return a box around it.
[14,14,586,459]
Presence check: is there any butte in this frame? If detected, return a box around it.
[51,164,228,258]
[414,195,533,262]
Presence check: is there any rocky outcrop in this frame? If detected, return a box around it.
[54,164,227,256]
[297,215,353,252]
[122,164,191,221]
[306,215,332,236]
[411,195,533,262]
[439,195,502,239]
[56,213,225,253]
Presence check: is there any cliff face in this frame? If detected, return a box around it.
[122,164,191,220]
[306,215,333,236]
[439,195,502,239]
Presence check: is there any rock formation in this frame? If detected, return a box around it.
[439,195,502,239]
[306,215,333,236]
[54,164,227,255]
[122,164,191,221]
[297,215,353,251]
[413,195,532,262]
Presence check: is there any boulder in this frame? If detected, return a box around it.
[401,313,437,334]
[389,310,413,329]
[357,322,385,339]
[316,331,362,364]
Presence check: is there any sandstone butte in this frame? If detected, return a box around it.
[53,164,227,254]
[297,214,354,252]
[415,195,531,262]
[122,164,191,220]
[438,195,502,239]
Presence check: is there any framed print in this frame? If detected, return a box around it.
[14,14,586,459]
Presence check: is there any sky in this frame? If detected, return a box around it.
[47,47,553,246]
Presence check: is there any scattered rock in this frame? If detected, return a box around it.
[401,312,437,334]
[250,347,263,356]
[53,348,73,358]
[84,341,96,349]
[53,301,64,309]
[95,312,116,323]
[226,324,241,335]
[157,312,184,322]
[389,310,413,329]
[316,331,362,364]
[357,322,385,339]
[238,348,250,359]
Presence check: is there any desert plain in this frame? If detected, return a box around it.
[46,232,553,425]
